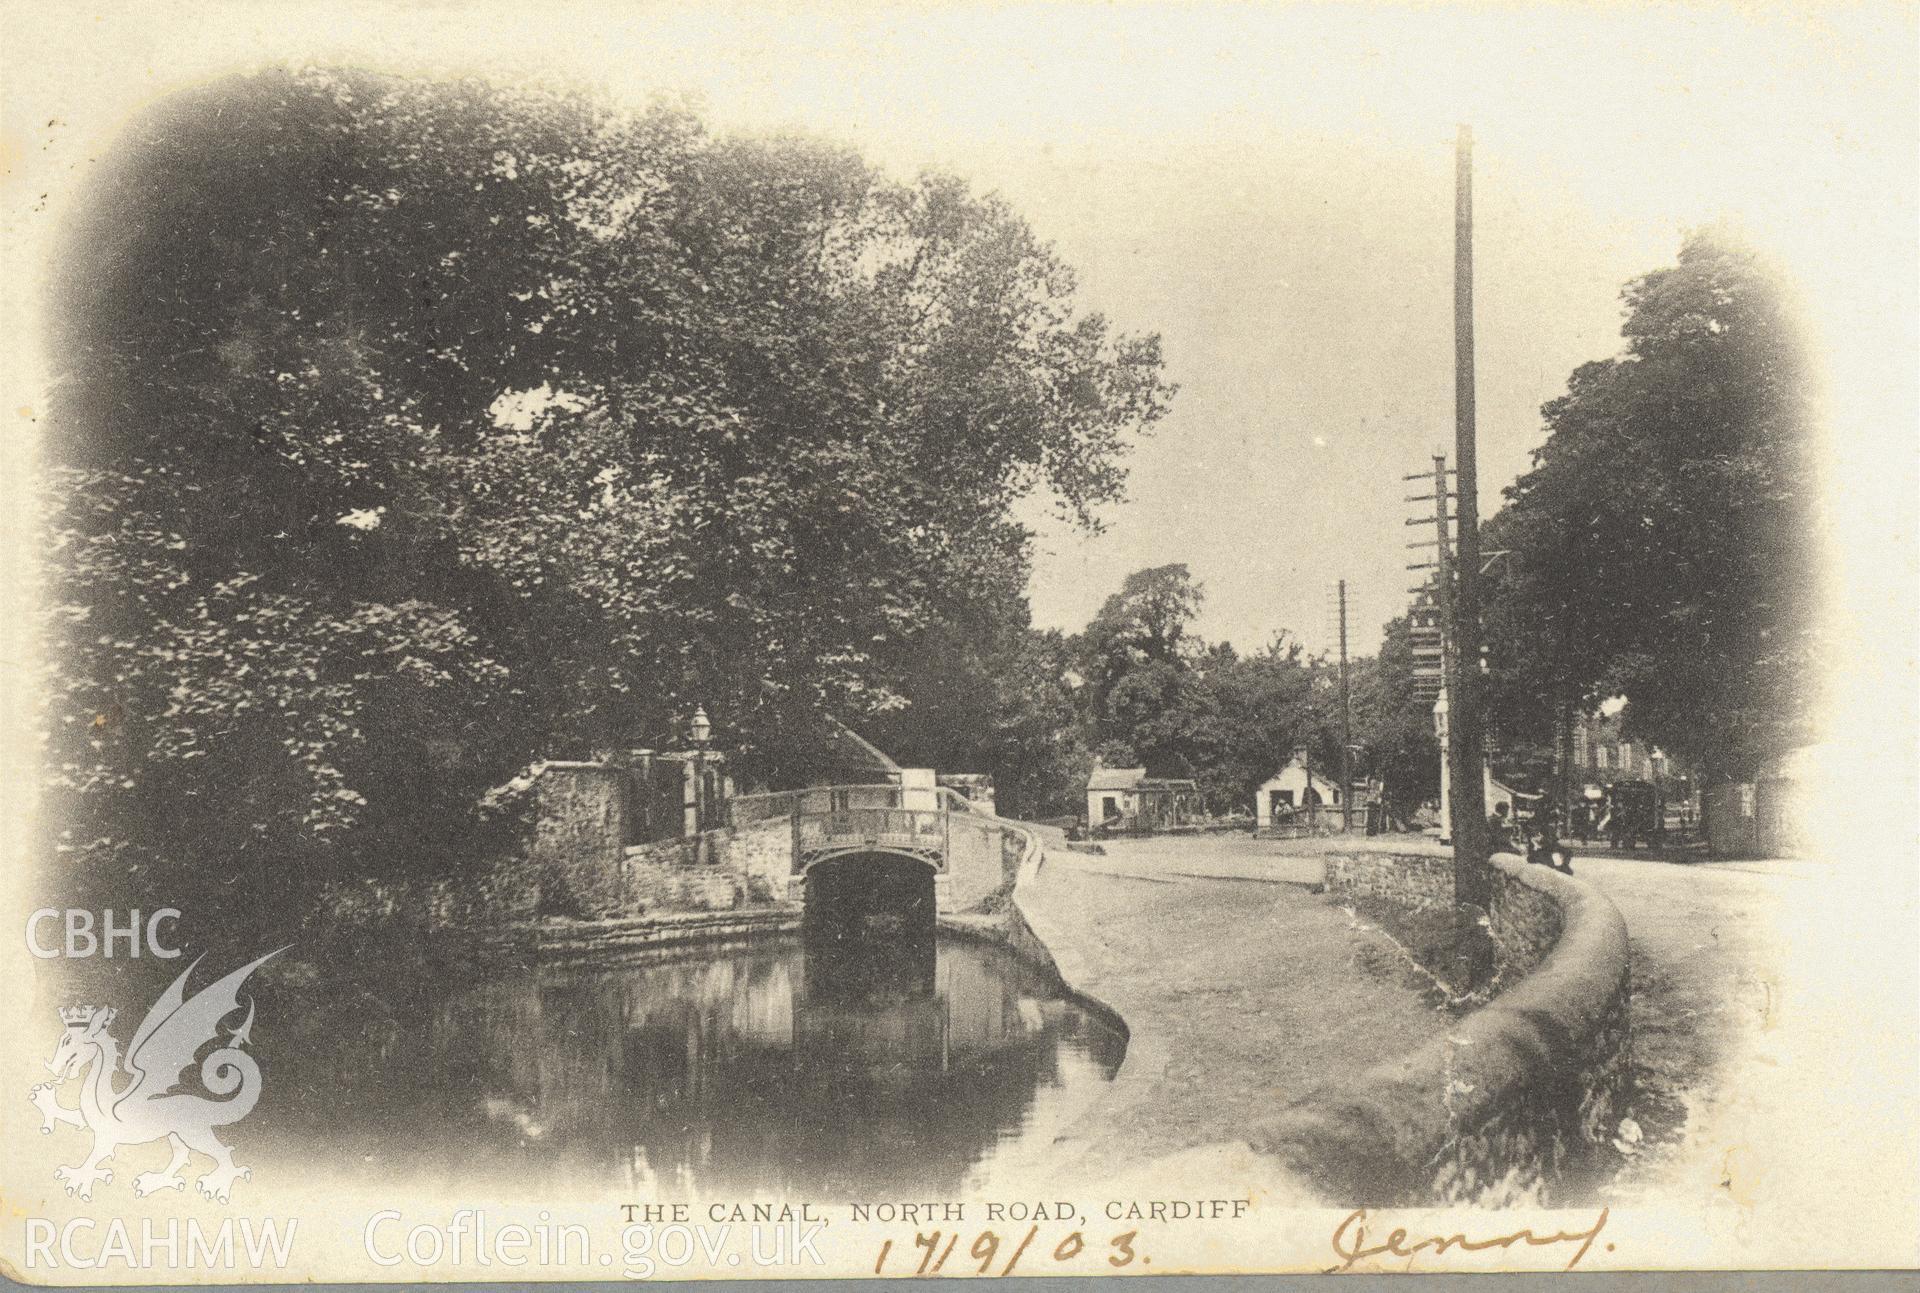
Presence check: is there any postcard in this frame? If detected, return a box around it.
[3,0,1915,1282]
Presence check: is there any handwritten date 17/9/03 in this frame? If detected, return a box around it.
[875,1227,1143,1277]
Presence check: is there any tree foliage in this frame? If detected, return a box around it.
[1064,565,1349,812]
[42,67,1171,917]
[1482,229,1820,780]
[1076,564,1211,775]
[862,597,1092,819]
[1348,614,1442,816]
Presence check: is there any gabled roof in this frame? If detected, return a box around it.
[1087,768,1200,794]
[822,718,901,774]
[1261,765,1341,793]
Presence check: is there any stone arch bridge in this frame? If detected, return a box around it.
[522,766,1031,924]
[725,784,1031,919]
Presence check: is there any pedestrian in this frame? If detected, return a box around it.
[1551,805,1574,874]
[1487,801,1514,852]
[1527,805,1572,875]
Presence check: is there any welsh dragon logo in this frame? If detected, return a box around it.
[29,948,286,1203]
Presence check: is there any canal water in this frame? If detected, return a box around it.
[231,934,1126,1200]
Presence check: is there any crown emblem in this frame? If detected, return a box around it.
[58,1005,99,1026]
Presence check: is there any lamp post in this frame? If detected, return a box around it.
[688,705,712,835]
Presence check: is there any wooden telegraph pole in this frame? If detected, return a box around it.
[1449,124,1493,988]
[1337,579,1352,833]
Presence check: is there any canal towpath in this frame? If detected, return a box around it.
[1009,829,1453,1199]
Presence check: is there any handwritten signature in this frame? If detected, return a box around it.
[1327,1206,1610,1273]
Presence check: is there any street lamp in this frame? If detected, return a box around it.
[688,705,713,835]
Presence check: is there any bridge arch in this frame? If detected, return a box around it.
[801,849,938,945]
[725,783,1028,915]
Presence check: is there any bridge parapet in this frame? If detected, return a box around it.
[727,784,1033,910]
[797,806,948,872]
[730,783,910,826]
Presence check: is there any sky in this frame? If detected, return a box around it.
[3,0,1915,661]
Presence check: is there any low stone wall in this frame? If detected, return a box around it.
[942,829,1132,1048]
[1488,860,1563,977]
[1251,847,1631,1206]
[1324,846,1454,907]
[1322,846,1566,986]
[620,836,750,912]
[616,821,792,913]
[446,908,802,965]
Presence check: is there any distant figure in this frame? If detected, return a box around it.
[1487,802,1514,852]
[1528,805,1573,875]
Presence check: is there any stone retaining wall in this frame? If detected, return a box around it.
[941,833,1132,1050]
[1252,848,1631,1206]
[1323,846,1567,986]
[446,908,802,966]
[618,820,793,912]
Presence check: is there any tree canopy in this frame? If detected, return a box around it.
[1062,564,1355,812]
[42,67,1171,918]
[1482,228,1820,781]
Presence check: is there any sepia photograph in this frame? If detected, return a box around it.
[2,0,1915,1281]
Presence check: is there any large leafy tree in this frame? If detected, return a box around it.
[863,600,1092,820]
[1482,229,1820,781]
[41,67,1170,919]
[1075,564,1209,774]
[1192,637,1340,811]
[1069,564,1340,811]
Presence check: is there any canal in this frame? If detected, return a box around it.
[238,934,1126,1200]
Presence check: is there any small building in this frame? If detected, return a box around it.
[1085,768,1202,835]
[1487,777,1533,822]
[1255,750,1367,833]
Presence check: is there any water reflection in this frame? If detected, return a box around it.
[247,934,1124,1199]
